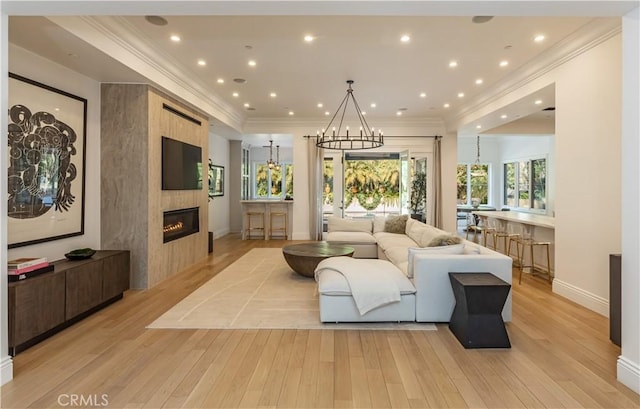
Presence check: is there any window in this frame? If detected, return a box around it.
[457,163,489,205]
[503,158,546,210]
[343,152,400,217]
[323,158,334,215]
[254,162,293,199]
[241,147,250,200]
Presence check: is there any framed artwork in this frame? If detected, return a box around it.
[210,163,224,197]
[7,73,87,248]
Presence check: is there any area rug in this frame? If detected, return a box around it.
[147,248,436,331]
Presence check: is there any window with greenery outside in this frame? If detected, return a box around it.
[343,159,399,213]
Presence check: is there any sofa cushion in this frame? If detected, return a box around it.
[383,246,410,267]
[405,218,442,247]
[317,265,416,296]
[373,215,387,233]
[327,216,373,233]
[326,231,377,244]
[384,215,408,234]
[374,232,418,252]
[406,243,466,278]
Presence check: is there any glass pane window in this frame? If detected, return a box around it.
[457,163,490,205]
[323,158,334,211]
[503,157,546,211]
[504,162,516,207]
[343,152,400,217]
[532,159,546,209]
[518,161,530,208]
[253,163,292,199]
[456,164,468,204]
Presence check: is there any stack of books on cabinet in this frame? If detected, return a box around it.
[7,257,54,282]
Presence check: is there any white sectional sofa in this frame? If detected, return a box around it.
[321,215,513,323]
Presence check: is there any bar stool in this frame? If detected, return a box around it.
[491,222,521,256]
[509,231,552,284]
[465,214,484,244]
[269,211,288,239]
[245,211,266,239]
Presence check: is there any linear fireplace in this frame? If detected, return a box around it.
[163,207,200,243]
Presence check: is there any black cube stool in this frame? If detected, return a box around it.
[448,272,511,348]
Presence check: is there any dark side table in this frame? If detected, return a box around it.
[448,272,511,348]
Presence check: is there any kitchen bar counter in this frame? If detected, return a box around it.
[472,210,554,229]
[241,200,294,240]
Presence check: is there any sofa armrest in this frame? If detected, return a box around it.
[413,254,513,322]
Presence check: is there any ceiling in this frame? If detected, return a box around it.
[6,12,619,141]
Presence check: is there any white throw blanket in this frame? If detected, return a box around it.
[314,257,401,315]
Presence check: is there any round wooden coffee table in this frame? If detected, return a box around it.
[282,242,355,278]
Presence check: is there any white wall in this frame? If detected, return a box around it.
[208,133,230,239]
[619,6,640,395]
[7,45,102,262]
[454,34,622,316]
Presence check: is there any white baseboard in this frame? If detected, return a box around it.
[617,355,640,394]
[0,355,13,385]
[292,232,311,241]
[212,228,230,239]
[552,278,609,317]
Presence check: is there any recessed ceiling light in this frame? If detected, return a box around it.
[317,103,323,108]
[232,92,239,97]
[325,111,330,116]
[443,103,450,108]
[396,111,403,116]
[534,99,543,105]
[400,34,411,43]
[501,114,508,119]
[269,92,277,98]
[244,103,250,108]
[170,35,181,42]
[499,60,509,67]
[248,60,257,67]
[475,78,484,85]
[217,78,224,84]
[54,107,60,111]
[304,34,315,42]
[145,16,168,26]
[361,111,366,116]
[419,92,427,98]
[534,34,546,42]
[289,111,294,116]
[472,16,494,24]
[197,59,206,66]
[457,92,465,98]
[370,103,377,108]
[449,60,458,68]
[476,125,482,129]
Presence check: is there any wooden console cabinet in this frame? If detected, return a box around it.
[8,250,130,355]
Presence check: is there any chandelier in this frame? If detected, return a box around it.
[266,140,281,171]
[313,80,384,150]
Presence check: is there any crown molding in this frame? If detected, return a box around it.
[444,17,622,131]
[243,117,445,134]
[47,16,246,132]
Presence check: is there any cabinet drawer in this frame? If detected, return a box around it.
[9,273,65,347]
[65,261,104,319]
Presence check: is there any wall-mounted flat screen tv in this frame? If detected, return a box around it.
[162,136,203,190]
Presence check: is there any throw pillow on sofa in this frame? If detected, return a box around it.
[406,243,465,278]
[384,215,408,234]
[427,234,463,247]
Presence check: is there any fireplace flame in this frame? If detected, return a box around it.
[163,221,184,233]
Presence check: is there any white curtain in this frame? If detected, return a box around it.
[308,138,324,240]
[433,136,443,229]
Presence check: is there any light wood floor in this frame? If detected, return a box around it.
[2,234,638,408]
